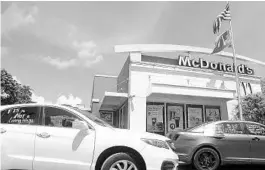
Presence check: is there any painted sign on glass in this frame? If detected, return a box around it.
[100,111,113,125]
[147,105,164,133]
[205,106,221,122]
[167,105,184,132]
[187,106,203,128]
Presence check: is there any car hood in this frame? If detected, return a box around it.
[114,128,169,141]
[97,126,169,141]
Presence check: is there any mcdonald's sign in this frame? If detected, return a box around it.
[241,82,253,96]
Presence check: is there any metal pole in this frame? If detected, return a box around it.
[228,4,244,120]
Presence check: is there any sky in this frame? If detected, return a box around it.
[1,1,265,108]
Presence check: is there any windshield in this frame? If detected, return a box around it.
[69,107,115,128]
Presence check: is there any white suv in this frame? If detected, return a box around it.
[0,103,178,170]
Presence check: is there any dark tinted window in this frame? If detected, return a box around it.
[1,107,40,125]
[222,123,243,134]
[246,123,265,136]
[44,107,81,129]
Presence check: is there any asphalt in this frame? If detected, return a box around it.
[178,164,265,170]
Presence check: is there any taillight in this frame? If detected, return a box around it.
[173,134,180,141]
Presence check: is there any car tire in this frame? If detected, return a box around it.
[101,152,139,170]
[193,147,220,170]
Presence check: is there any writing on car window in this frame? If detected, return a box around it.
[246,124,265,136]
[1,107,39,125]
[44,107,81,129]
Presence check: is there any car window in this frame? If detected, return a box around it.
[44,107,82,129]
[246,123,265,136]
[222,122,244,134]
[1,106,40,125]
[215,123,225,134]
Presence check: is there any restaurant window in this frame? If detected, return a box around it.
[166,103,184,133]
[186,104,203,128]
[99,111,113,125]
[246,123,265,136]
[205,106,221,122]
[146,102,165,135]
[119,106,125,129]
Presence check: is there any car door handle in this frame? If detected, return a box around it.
[252,137,260,141]
[37,132,51,138]
[0,128,7,134]
[213,136,225,139]
[212,135,225,139]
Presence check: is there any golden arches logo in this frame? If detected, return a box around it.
[241,82,253,96]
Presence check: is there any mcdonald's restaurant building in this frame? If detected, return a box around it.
[90,44,264,136]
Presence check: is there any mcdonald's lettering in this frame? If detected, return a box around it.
[177,56,254,75]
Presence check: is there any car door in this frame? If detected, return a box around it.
[214,122,251,164]
[33,106,96,170]
[0,106,41,170]
[244,122,265,164]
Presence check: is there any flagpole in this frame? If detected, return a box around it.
[228,2,244,120]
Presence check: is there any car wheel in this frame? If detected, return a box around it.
[101,152,139,170]
[193,147,220,170]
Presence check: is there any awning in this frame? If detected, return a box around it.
[151,83,236,100]
[99,92,128,111]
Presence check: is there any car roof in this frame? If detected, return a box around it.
[0,103,71,111]
[212,120,264,125]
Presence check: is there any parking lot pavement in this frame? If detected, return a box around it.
[178,164,265,170]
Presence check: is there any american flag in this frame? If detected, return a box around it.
[213,3,231,34]
[211,30,232,54]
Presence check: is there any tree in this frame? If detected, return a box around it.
[1,69,33,105]
[236,93,265,124]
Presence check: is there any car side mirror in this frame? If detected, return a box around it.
[72,120,89,130]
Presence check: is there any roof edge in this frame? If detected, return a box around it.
[114,44,265,66]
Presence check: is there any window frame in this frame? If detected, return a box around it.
[119,105,125,129]
[244,122,265,136]
[41,106,94,130]
[1,106,42,126]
